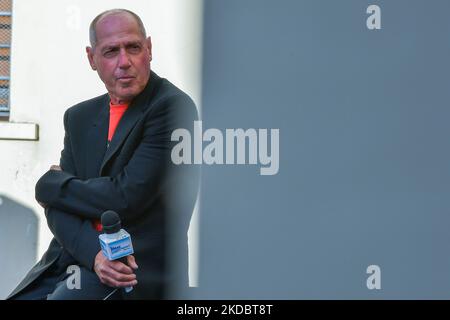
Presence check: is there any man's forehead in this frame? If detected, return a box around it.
[100,38,144,49]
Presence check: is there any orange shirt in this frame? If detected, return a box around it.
[108,102,129,142]
[93,101,129,232]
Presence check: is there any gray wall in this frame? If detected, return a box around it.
[0,195,37,299]
[195,0,450,298]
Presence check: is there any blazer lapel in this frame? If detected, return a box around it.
[99,72,159,175]
[85,94,109,178]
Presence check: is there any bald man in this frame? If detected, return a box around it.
[8,9,198,300]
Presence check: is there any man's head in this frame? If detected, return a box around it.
[86,9,152,104]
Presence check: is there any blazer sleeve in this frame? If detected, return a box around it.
[36,94,198,223]
[44,109,101,270]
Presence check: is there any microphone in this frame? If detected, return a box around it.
[99,210,135,293]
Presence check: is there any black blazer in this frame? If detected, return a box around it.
[8,71,199,299]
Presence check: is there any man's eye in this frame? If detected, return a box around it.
[104,49,118,57]
[128,45,141,53]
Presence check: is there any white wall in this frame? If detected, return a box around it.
[0,0,202,298]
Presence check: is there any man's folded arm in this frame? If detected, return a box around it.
[36,95,197,223]
[43,108,100,270]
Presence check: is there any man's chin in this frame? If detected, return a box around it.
[115,90,140,103]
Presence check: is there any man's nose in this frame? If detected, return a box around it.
[118,48,131,69]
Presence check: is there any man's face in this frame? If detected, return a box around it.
[86,13,152,104]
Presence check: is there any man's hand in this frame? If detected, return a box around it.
[94,251,139,288]
[38,201,47,209]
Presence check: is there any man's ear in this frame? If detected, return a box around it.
[146,36,152,62]
[86,46,97,70]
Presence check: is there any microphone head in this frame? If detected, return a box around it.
[101,210,121,234]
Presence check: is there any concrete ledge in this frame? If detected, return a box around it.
[0,122,39,140]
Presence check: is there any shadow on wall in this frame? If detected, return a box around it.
[0,195,38,299]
